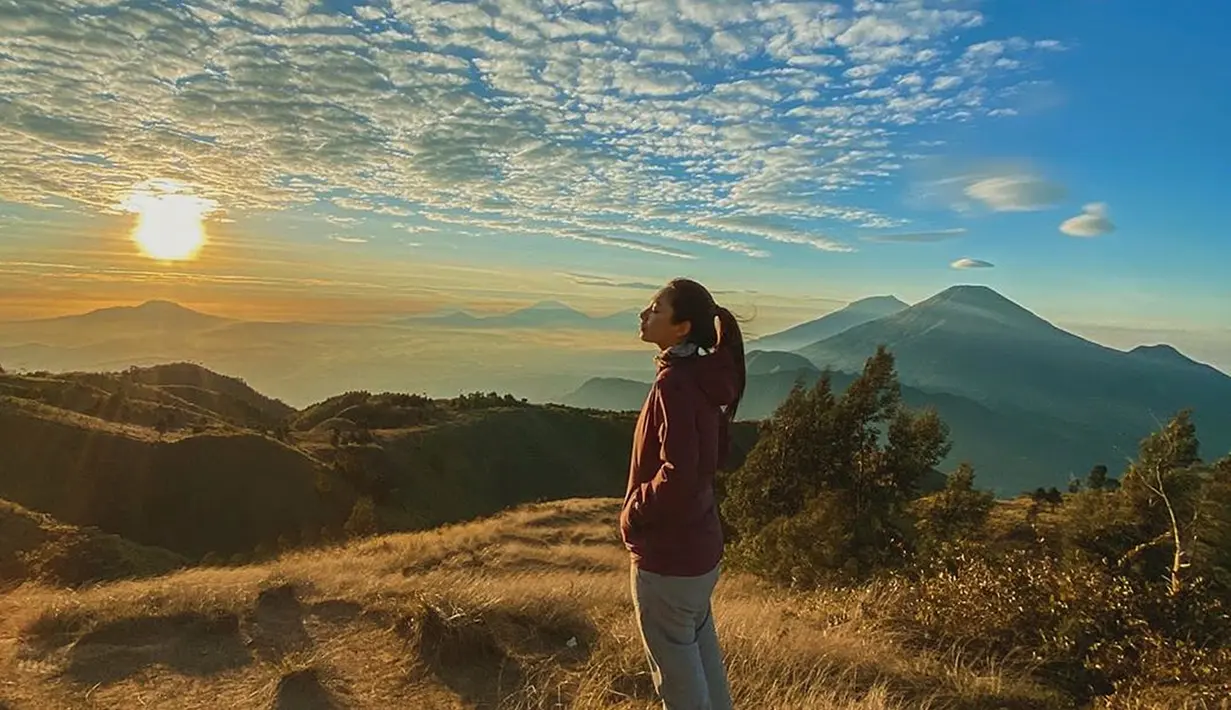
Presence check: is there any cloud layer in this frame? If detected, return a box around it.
[964,174,1066,212]
[1060,203,1115,237]
[951,257,994,269]
[862,228,967,243]
[1,0,1059,259]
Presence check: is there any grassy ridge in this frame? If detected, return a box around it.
[0,499,1066,710]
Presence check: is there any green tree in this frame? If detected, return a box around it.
[722,346,951,586]
[1087,464,1110,490]
[1120,410,1204,595]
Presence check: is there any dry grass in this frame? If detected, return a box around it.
[0,498,1066,710]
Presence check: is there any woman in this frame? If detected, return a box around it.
[619,278,745,710]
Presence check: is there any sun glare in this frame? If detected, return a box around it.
[119,179,218,260]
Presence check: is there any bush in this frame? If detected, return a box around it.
[875,548,1231,701]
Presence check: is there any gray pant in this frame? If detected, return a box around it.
[631,563,734,710]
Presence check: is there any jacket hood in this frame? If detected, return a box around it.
[658,345,741,408]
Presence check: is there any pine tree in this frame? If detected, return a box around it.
[722,346,950,586]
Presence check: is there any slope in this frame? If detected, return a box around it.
[798,285,1231,464]
[0,395,352,560]
[752,295,908,352]
[0,499,1065,710]
[0,364,291,433]
[0,498,186,589]
[294,390,760,531]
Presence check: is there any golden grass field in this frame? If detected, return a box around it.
[0,498,1082,710]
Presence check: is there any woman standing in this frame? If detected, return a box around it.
[619,278,745,710]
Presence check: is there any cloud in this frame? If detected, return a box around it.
[330,236,369,244]
[562,273,660,290]
[0,0,1062,259]
[964,175,1067,212]
[862,228,967,243]
[1060,203,1115,237]
[951,258,994,269]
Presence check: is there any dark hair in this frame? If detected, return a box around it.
[664,278,747,422]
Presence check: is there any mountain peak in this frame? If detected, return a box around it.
[923,285,1039,316]
[848,295,910,311]
[134,299,199,313]
[83,300,221,320]
[1128,344,1211,370]
[1131,343,1184,357]
[935,284,1011,302]
[521,300,580,313]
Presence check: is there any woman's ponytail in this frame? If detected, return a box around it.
[714,305,746,424]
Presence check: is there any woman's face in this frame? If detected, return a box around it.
[639,288,691,349]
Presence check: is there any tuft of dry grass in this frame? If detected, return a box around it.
[1,498,1067,709]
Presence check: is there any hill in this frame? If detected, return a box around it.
[0,393,353,559]
[0,363,292,433]
[1128,343,1228,378]
[0,498,1067,710]
[0,498,186,589]
[559,377,649,411]
[798,285,1231,468]
[0,368,725,562]
[751,295,908,352]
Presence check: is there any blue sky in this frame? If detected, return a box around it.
[0,0,1227,360]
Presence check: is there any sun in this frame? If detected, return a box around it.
[119,179,218,260]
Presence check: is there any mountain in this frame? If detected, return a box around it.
[797,284,1231,468]
[7,300,230,334]
[397,301,639,331]
[752,295,909,351]
[0,301,233,371]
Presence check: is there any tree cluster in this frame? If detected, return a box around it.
[720,347,1231,700]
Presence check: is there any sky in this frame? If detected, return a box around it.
[1,0,1228,360]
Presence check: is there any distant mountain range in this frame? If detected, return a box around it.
[396,301,640,331]
[564,285,1231,494]
[0,300,649,405]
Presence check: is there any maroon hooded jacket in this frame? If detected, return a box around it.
[619,346,738,577]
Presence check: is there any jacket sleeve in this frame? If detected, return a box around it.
[628,374,701,529]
